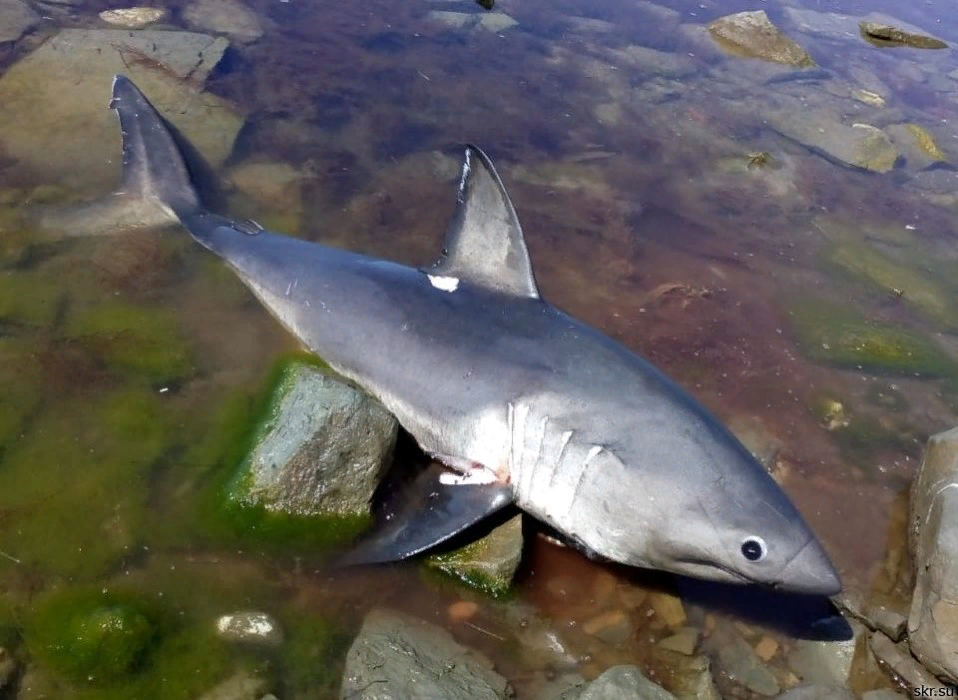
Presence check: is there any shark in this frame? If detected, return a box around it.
[106,75,841,595]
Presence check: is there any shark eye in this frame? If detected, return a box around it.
[741,536,767,562]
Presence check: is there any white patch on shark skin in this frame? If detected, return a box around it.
[585,445,603,463]
[457,147,472,204]
[439,470,497,486]
[427,274,460,292]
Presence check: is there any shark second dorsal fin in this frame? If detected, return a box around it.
[430,145,540,299]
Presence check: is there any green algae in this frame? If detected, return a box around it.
[424,517,523,599]
[824,241,955,328]
[27,588,155,683]
[0,389,169,578]
[788,299,958,377]
[814,216,958,329]
[0,338,43,450]
[66,302,193,384]
[281,613,351,698]
[24,583,249,700]
[0,271,63,327]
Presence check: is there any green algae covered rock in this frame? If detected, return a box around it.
[425,515,524,597]
[788,299,958,377]
[27,588,156,683]
[209,356,396,552]
[814,216,958,329]
[281,613,351,698]
[67,302,193,384]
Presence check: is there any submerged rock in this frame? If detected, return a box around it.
[184,0,264,43]
[786,620,862,686]
[708,11,814,67]
[0,0,37,43]
[426,515,523,597]
[572,665,676,700]
[98,7,167,28]
[868,631,949,694]
[340,608,511,699]
[427,10,476,30]
[859,21,947,49]
[0,29,240,195]
[787,298,957,377]
[885,124,947,169]
[477,12,518,33]
[26,588,156,683]
[215,611,284,646]
[908,427,958,684]
[231,361,397,517]
[768,111,898,172]
[704,624,779,696]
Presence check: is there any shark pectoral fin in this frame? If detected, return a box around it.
[429,145,540,299]
[336,465,514,567]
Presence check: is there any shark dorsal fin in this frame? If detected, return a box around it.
[430,145,539,299]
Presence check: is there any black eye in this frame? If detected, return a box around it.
[741,537,767,562]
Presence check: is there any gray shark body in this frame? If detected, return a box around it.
[108,75,841,595]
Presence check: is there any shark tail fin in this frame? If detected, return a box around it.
[110,74,201,222]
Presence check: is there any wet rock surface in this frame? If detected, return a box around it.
[98,7,167,28]
[340,608,511,699]
[426,515,524,597]
[232,362,397,516]
[708,11,814,67]
[0,29,240,195]
[908,427,958,684]
[868,631,949,694]
[563,664,676,699]
[859,21,947,50]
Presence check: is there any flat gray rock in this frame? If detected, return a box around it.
[0,29,240,195]
[426,514,524,596]
[340,608,511,700]
[0,0,37,43]
[908,426,958,684]
[237,362,397,516]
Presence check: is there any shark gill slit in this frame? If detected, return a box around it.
[523,414,549,499]
[568,445,603,518]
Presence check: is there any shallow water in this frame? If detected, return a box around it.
[2,0,958,696]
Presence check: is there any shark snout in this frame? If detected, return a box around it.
[776,539,842,596]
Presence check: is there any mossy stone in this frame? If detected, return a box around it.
[196,354,373,553]
[66,301,192,384]
[788,299,958,377]
[425,516,524,598]
[27,588,156,683]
